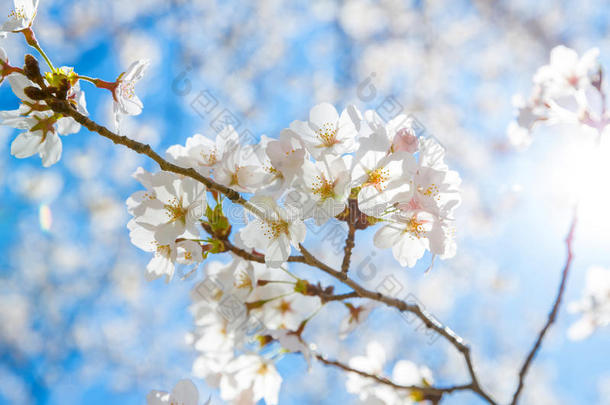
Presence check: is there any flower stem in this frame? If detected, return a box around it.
[21,28,55,72]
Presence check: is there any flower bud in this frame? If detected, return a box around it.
[24,54,42,82]
[23,86,47,100]
[392,127,419,153]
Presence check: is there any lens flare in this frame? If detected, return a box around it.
[39,204,52,232]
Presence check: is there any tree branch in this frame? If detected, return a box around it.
[45,98,264,218]
[510,212,578,405]
[297,244,497,405]
[341,221,356,274]
[315,353,473,402]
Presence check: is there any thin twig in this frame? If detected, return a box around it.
[297,244,497,405]
[510,212,578,405]
[45,98,264,218]
[315,354,473,402]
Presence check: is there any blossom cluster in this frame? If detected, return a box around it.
[126,103,461,280]
[119,102,461,404]
[508,45,606,147]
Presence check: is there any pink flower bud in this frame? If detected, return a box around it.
[392,127,418,153]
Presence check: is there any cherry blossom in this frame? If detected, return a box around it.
[509,45,608,146]
[567,266,610,340]
[0,0,39,36]
[112,59,150,131]
[290,102,358,158]
[129,169,206,244]
[128,220,203,281]
[214,143,270,193]
[239,196,306,267]
[346,342,433,404]
[166,126,240,177]
[220,354,282,405]
[297,155,351,225]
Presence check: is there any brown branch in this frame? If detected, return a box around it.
[322,291,359,301]
[218,235,307,265]
[340,221,356,274]
[297,244,497,405]
[315,354,473,402]
[510,212,578,405]
[44,98,264,217]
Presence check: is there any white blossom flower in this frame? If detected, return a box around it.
[265,129,307,184]
[147,379,199,405]
[296,155,351,225]
[352,136,411,217]
[131,170,206,244]
[346,341,387,401]
[220,354,282,405]
[509,46,607,146]
[192,350,234,389]
[214,144,270,193]
[192,311,246,354]
[240,196,306,267]
[346,341,433,405]
[55,67,89,135]
[166,126,240,176]
[128,220,203,281]
[4,110,62,167]
[568,266,610,340]
[1,71,88,166]
[254,130,307,196]
[113,59,150,131]
[290,102,358,158]
[1,0,39,36]
[534,46,600,97]
[374,210,453,268]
